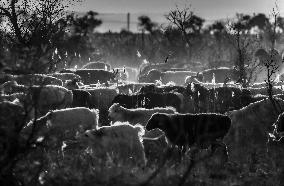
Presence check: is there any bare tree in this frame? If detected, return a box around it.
[166,4,204,63]
[225,14,260,87]
[258,8,283,115]
[0,0,80,73]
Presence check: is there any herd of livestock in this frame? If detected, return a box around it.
[1,55,284,168]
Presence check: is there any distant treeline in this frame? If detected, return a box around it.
[0,0,283,73]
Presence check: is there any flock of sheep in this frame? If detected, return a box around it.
[1,48,284,171]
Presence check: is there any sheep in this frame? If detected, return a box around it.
[81,61,111,71]
[201,67,239,83]
[80,122,146,166]
[112,92,183,112]
[13,74,63,86]
[247,87,283,96]
[71,89,91,108]
[1,84,73,117]
[146,113,231,153]
[86,88,118,110]
[139,84,186,94]
[185,76,239,89]
[1,80,27,94]
[116,83,154,95]
[74,69,116,84]
[139,69,197,86]
[185,83,268,113]
[29,85,73,116]
[224,98,284,164]
[47,73,81,83]
[24,107,99,143]
[108,103,176,126]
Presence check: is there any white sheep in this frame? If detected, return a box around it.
[108,103,176,126]
[81,122,146,166]
[24,107,99,143]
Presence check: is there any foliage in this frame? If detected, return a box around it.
[138,15,158,34]
[0,0,81,73]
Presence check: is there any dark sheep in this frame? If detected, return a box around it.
[74,69,116,84]
[185,83,267,113]
[146,113,231,152]
[139,84,186,94]
[71,89,91,108]
[138,69,163,83]
[112,92,183,112]
[201,67,239,83]
[81,61,111,71]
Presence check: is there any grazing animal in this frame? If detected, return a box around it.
[65,79,81,90]
[81,61,111,71]
[201,67,238,83]
[139,69,197,85]
[116,83,154,95]
[30,85,73,116]
[1,84,73,117]
[139,84,186,94]
[81,122,146,166]
[247,87,283,96]
[12,74,63,86]
[74,69,116,84]
[162,71,197,85]
[48,73,81,83]
[1,80,27,94]
[24,107,99,142]
[138,69,163,83]
[224,98,284,164]
[185,75,238,89]
[146,113,231,152]
[71,89,91,108]
[186,83,266,113]
[86,88,118,110]
[108,103,176,126]
[112,92,183,112]
[139,63,171,77]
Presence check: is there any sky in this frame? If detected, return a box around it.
[71,0,284,32]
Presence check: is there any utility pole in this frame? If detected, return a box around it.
[127,12,130,31]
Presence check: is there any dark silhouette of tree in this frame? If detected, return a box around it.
[67,11,102,36]
[206,21,231,67]
[166,4,204,62]
[208,21,226,35]
[233,14,251,31]
[249,13,269,30]
[61,11,102,67]
[0,0,78,73]
[226,14,260,87]
[138,15,157,34]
